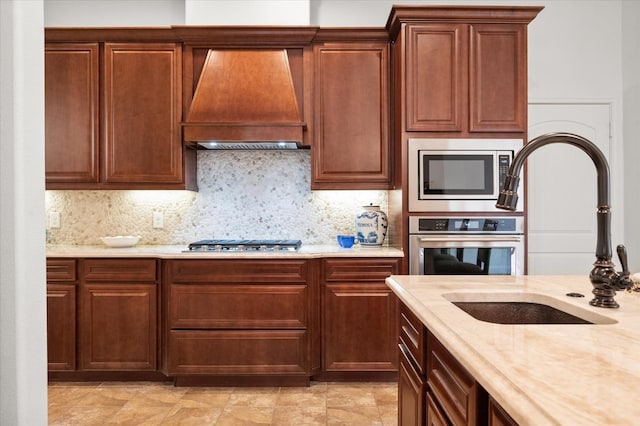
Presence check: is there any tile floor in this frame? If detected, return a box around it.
[48,381,398,425]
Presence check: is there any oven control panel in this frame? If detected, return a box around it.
[412,217,523,233]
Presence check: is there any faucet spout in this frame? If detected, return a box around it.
[495,132,629,308]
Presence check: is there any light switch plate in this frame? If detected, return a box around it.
[49,211,60,228]
[152,211,164,228]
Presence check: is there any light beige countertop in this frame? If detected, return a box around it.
[46,244,404,259]
[385,274,640,426]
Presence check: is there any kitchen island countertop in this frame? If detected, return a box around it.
[47,244,404,259]
[386,274,640,425]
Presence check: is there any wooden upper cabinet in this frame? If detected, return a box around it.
[45,43,100,184]
[44,30,196,190]
[312,38,391,189]
[405,22,528,134]
[104,43,184,185]
[469,24,527,132]
[406,24,468,132]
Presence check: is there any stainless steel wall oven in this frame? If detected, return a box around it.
[409,216,525,276]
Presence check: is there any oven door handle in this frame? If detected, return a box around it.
[417,236,522,243]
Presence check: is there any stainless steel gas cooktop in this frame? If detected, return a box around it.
[186,239,302,252]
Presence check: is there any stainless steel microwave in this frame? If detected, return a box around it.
[408,138,524,212]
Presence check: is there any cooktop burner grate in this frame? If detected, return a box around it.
[187,239,302,252]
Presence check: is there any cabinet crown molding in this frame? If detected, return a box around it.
[386,5,544,40]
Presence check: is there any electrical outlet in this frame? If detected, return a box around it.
[152,211,164,228]
[49,211,61,228]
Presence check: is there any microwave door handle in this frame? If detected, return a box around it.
[418,236,522,243]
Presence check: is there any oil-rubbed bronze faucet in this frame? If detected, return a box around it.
[495,132,632,308]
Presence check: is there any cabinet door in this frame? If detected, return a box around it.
[312,42,391,189]
[47,284,76,371]
[406,24,468,132]
[399,346,426,426]
[469,24,527,132]
[45,43,100,185]
[322,258,399,372]
[103,43,183,185]
[79,283,157,370]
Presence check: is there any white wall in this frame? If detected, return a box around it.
[44,0,185,26]
[622,1,640,272]
[185,0,310,25]
[1,1,48,425]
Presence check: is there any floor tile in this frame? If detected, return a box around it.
[48,380,397,425]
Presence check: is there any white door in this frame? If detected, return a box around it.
[527,103,619,274]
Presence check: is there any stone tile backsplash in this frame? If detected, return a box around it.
[45,150,388,246]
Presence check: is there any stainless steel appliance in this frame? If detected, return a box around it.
[408,138,523,212]
[409,216,524,275]
[186,239,302,252]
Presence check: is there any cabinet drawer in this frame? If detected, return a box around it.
[427,332,479,426]
[47,259,77,282]
[169,284,307,329]
[81,258,157,282]
[489,396,518,426]
[324,258,400,282]
[167,259,308,283]
[399,302,426,374]
[426,391,450,426]
[168,330,308,375]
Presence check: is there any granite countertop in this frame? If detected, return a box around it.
[46,244,404,259]
[385,274,640,425]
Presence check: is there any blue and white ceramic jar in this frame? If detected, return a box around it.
[355,204,388,246]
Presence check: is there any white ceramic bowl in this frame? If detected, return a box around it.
[100,236,141,248]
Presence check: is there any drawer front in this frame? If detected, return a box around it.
[427,332,478,426]
[167,259,308,283]
[399,344,426,426]
[82,258,157,282]
[488,396,518,426]
[168,330,308,375]
[426,391,450,426]
[399,302,426,374]
[324,258,400,282]
[47,259,77,282]
[169,284,307,329]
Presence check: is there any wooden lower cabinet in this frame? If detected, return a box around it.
[320,258,400,380]
[47,259,77,371]
[79,259,158,371]
[398,301,516,425]
[164,259,312,384]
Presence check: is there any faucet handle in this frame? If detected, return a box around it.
[616,244,630,276]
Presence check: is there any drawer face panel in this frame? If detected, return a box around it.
[169,284,307,329]
[399,302,426,374]
[324,258,400,282]
[167,259,308,283]
[427,332,477,426]
[168,330,308,375]
[47,259,77,282]
[82,258,157,282]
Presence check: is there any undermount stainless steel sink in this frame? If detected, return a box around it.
[443,292,617,325]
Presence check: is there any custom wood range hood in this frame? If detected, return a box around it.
[182,49,307,150]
